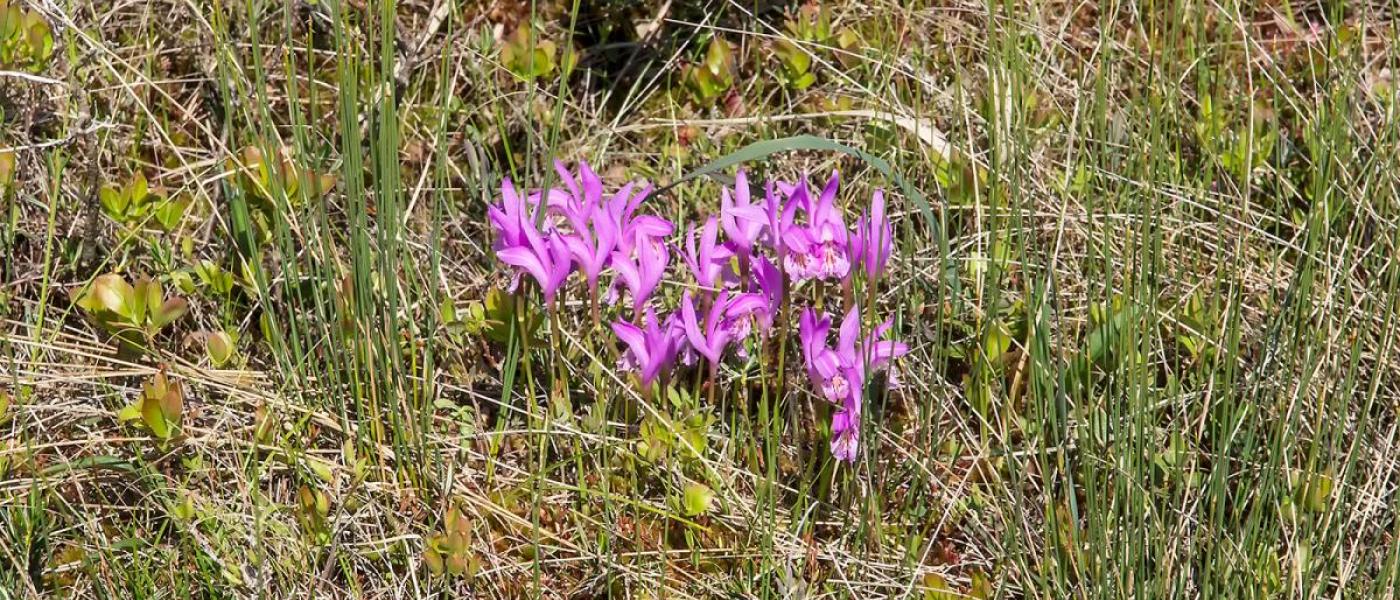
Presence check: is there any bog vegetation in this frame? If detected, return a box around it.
[3,0,1400,598]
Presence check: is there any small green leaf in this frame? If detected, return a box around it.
[194,260,234,295]
[150,297,188,330]
[116,402,141,423]
[158,378,183,424]
[141,392,171,439]
[99,185,129,220]
[130,172,148,205]
[171,490,196,522]
[26,17,52,63]
[171,270,197,294]
[206,331,235,366]
[981,321,1012,364]
[306,457,335,483]
[923,573,959,600]
[88,274,136,319]
[501,26,557,79]
[0,5,17,40]
[154,197,189,230]
[682,482,714,516]
[0,151,15,189]
[423,543,446,575]
[131,277,155,324]
[438,298,457,323]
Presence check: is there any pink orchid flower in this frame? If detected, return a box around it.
[848,189,892,280]
[612,308,681,387]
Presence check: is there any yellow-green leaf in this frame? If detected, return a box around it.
[154,196,189,230]
[159,378,183,424]
[151,297,188,330]
[423,544,445,575]
[0,151,14,188]
[206,331,235,366]
[132,277,155,323]
[90,274,135,318]
[99,185,129,219]
[306,456,335,483]
[141,392,171,439]
[130,172,148,204]
[0,6,19,41]
[682,482,714,516]
[26,17,52,62]
[116,402,142,424]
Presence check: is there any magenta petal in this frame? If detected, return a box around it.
[612,321,648,362]
[625,184,653,218]
[867,340,909,365]
[870,190,886,235]
[699,216,718,263]
[837,306,862,357]
[612,249,640,284]
[680,291,711,359]
[497,247,551,294]
[721,188,738,230]
[830,417,859,463]
[813,171,841,230]
[501,178,523,215]
[639,240,667,296]
[562,234,596,273]
[724,293,768,320]
[870,190,890,276]
[799,308,829,356]
[545,236,574,296]
[871,317,895,341]
[554,160,579,199]
[488,206,517,247]
[580,161,603,201]
[812,350,841,379]
[782,227,813,255]
[632,216,674,238]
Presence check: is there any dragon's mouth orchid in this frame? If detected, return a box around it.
[750,255,784,332]
[830,407,860,463]
[800,305,909,463]
[681,290,766,368]
[562,195,620,291]
[548,160,600,220]
[604,178,673,256]
[833,305,909,392]
[719,291,768,358]
[667,310,698,367]
[539,161,623,294]
[490,178,575,303]
[611,308,680,387]
[848,189,892,281]
[681,289,731,367]
[490,163,908,464]
[721,170,766,255]
[783,172,850,282]
[610,231,669,316]
[761,180,801,258]
[683,216,735,291]
[496,230,574,305]
[488,178,543,252]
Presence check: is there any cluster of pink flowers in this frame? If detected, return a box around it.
[489,161,908,463]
